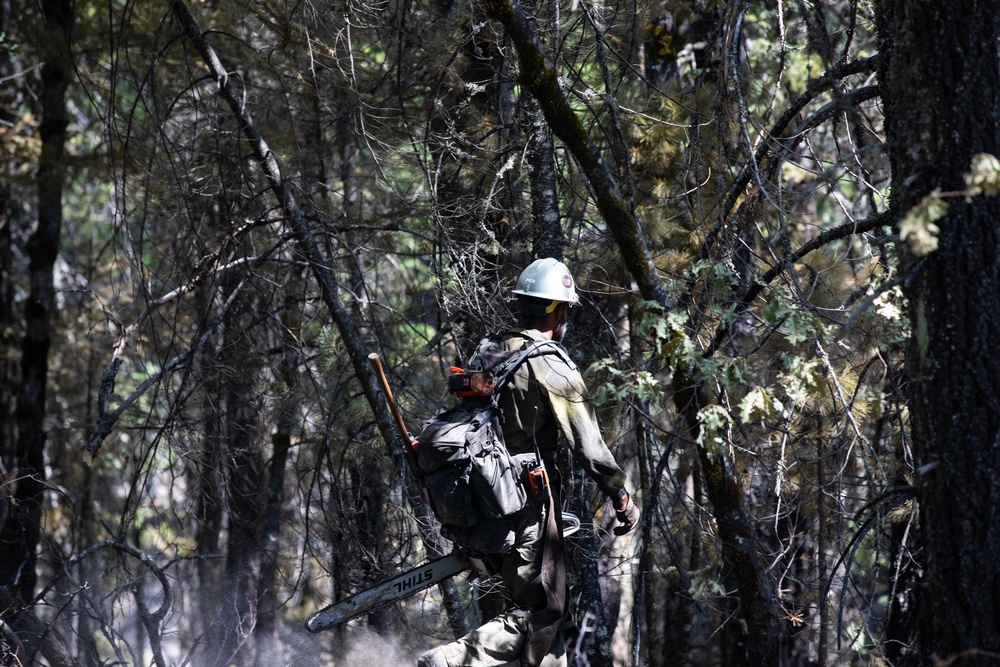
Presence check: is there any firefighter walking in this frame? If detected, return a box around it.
[417,258,640,667]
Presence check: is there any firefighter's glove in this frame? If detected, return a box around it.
[613,491,640,536]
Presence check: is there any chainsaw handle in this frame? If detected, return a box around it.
[368,353,416,450]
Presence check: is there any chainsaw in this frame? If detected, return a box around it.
[305,512,581,633]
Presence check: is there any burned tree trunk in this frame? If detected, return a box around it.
[879,1,1000,664]
[0,0,73,603]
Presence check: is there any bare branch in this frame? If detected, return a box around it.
[704,209,893,357]
[479,0,669,307]
[86,274,249,456]
[161,9,458,632]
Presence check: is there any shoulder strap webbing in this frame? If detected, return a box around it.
[490,339,566,391]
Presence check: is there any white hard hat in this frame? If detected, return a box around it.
[512,258,579,307]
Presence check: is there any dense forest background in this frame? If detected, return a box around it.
[2,0,999,666]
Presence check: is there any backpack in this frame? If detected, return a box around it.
[413,337,564,553]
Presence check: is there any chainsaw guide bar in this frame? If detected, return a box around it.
[305,552,472,632]
[305,513,580,633]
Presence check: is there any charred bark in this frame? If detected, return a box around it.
[0,0,15,489]
[879,1,1000,663]
[210,282,267,667]
[193,287,226,641]
[253,301,299,664]
[0,0,72,602]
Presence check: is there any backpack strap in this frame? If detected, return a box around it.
[493,340,573,392]
[490,339,560,390]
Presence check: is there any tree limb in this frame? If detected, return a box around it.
[480,1,783,664]
[161,0,403,462]
[0,587,78,667]
[86,269,252,456]
[479,0,669,306]
[704,209,894,357]
[719,57,881,227]
[165,0,470,637]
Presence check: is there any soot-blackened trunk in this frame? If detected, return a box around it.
[879,2,1000,663]
[0,0,72,602]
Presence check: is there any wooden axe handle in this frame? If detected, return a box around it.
[368,353,414,450]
